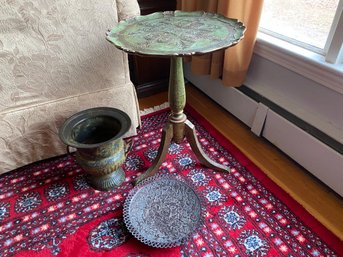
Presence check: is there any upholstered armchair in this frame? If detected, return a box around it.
[0,0,141,174]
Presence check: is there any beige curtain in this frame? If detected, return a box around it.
[177,0,264,86]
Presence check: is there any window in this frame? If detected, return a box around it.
[259,0,343,64]
[255,0,343,94]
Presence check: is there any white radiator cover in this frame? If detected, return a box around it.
[184,63,343,197]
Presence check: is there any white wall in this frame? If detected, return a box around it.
[246,54,343,145]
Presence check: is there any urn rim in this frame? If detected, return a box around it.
[59,107,131,149]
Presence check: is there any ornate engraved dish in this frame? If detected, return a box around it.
[106,11,246,57]
[123,175,205,248]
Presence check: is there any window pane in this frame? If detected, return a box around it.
[260,0,339,50]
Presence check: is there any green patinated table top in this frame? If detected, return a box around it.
[106,11,246,57]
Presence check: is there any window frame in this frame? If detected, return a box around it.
[255,0,343,95]
[325,0,343,63]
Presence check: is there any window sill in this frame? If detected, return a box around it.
[254,32,343,95]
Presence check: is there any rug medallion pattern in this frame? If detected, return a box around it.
[0,109,340,256]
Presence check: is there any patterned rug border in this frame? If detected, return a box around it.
[182,104,343,254]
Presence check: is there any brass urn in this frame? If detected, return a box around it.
[59,107,131,191]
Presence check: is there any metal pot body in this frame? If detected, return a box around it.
[75,138,126,190]
[59,107,131,191]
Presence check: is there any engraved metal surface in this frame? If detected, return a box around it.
[107,11,246,57]
[59,107,131,191]
[123,175,205,248]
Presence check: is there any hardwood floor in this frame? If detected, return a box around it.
[138,84,343,241]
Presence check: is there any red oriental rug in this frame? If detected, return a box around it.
[0,106,342,257]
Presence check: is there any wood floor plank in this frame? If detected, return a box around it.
[138,84,343,241]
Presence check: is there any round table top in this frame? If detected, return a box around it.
[106,11,246,57]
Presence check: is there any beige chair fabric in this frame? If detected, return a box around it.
[0,0,141,174]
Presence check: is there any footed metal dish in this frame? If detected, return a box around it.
[123,175,205,248]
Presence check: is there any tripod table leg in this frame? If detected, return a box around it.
[135,122,174,185]
[184,120,230,173]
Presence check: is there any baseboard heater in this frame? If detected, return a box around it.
[184,64,343,197]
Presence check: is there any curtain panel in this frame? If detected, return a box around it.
[177,0,264,87]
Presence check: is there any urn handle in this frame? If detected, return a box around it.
[124,138,134,156]
[66,145,75,155]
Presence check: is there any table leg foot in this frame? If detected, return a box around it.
[185,120,230,173]
[135,122,173,185]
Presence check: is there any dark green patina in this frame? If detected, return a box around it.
[107,11,245,57]
[107,11,245,184]
[59,107,131,191]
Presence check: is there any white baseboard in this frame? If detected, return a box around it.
[184,63,343,197]
[263,109,343,196]
[184,69,258,128]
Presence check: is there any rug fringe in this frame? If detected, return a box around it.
[140,102,169,116]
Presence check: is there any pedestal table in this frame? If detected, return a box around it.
[107,11,245,184]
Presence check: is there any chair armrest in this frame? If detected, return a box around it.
[116,0,141,21]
